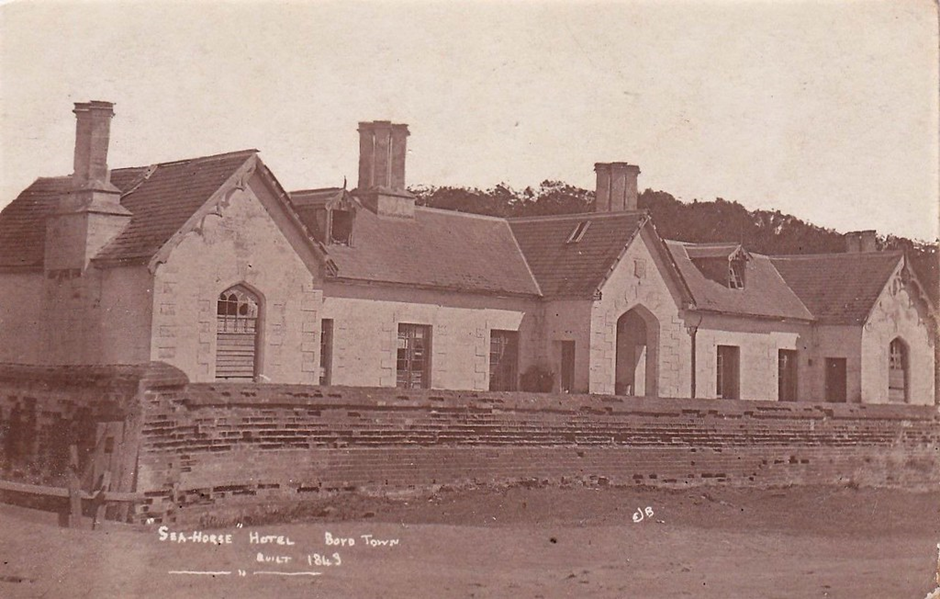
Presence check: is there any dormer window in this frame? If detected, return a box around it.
[729,256,745,289]
[330,209,353,245]
[566,221,591,244]
[686,243,749,289]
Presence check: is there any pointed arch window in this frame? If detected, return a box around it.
[216,285,261,381]
[888,337,908,403]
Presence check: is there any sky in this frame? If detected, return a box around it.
[1,0,937,241]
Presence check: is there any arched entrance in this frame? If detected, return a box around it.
[216,284,261,381]
[615,306,659,396]
[888,337,908,403]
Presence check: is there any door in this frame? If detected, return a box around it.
[825,358,847,403]
[716,345,740,399]
[489,330,519,391]
[778,349,798,401]
[560,341,575,393]
[397,324,431,389]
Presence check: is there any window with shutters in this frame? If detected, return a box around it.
[489,330,519,391]
[216,285,261,381]
[397,323,432,389]
[888,337,908,403]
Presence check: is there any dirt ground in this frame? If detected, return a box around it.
[0,484,938,598]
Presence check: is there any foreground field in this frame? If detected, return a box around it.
[0,484,937,598]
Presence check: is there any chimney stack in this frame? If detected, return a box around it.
[356,120,415,218]
[72,101,120,194]
[594,162,640,212]
[45,101,131,274]
[845,230,878,253]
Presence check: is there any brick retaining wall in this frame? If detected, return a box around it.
[136,382,940,524]
[0,363,937,525]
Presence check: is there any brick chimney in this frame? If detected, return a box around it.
[595,162,640,212]
[845,230,878,253]
[45,101,131,274]
[356,120,415,218]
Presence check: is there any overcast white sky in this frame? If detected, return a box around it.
[1,0,937,240]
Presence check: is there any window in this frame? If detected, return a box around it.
[716,345,740,399]
[216,285,260,381]
[489,330,519,391]
[397,324,431,389]
[319,319,334,386]
[825,358,847,403]
[728,257,745,289]
[888,338,908,403]
[330,209,353,245]
[778,349,798,402]
[565,221,591,244]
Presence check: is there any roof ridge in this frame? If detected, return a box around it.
[770,251,903,260]
[415,206,509,222]
[291,187,343,195]
[508,210,647,223]
[129,148,258,169]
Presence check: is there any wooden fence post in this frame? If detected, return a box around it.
[91,471,111,530]
[67,445,82,529]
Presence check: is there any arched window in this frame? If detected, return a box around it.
[888,337,908,403]
[216,285,261,381]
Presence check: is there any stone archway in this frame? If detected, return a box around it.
[615,305,660,396]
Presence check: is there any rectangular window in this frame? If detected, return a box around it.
[560,341,576,393]
[565,221,591,244]
[319,319,333,386]
[329,209,354,245]
[716,345,740,399]
[825,358,847,403]
[728,258,745,289]
[489,330,519,391]
[778,349,798,402]
[397,323,432,389]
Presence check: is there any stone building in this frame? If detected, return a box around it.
[0,101,934,404]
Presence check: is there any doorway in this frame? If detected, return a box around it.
[560,341,575,393]
[778,349,798,401]
[615,306,660,396]
[825,358,847,403]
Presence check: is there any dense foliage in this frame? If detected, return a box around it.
[410,182,938,303]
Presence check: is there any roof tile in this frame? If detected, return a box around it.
[771,252,903,324]
[508,212,647,298]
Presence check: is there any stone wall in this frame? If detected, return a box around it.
[0,362,185,486]
[151,170,322,384]
[321,283,538,391]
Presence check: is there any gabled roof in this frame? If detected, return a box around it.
[666,241,814,321]
[507,211,649,298]
[291,196,541,297]
[0,150,258,269]
[771,251,904,324]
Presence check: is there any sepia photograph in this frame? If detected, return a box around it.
[0,1,938,597]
